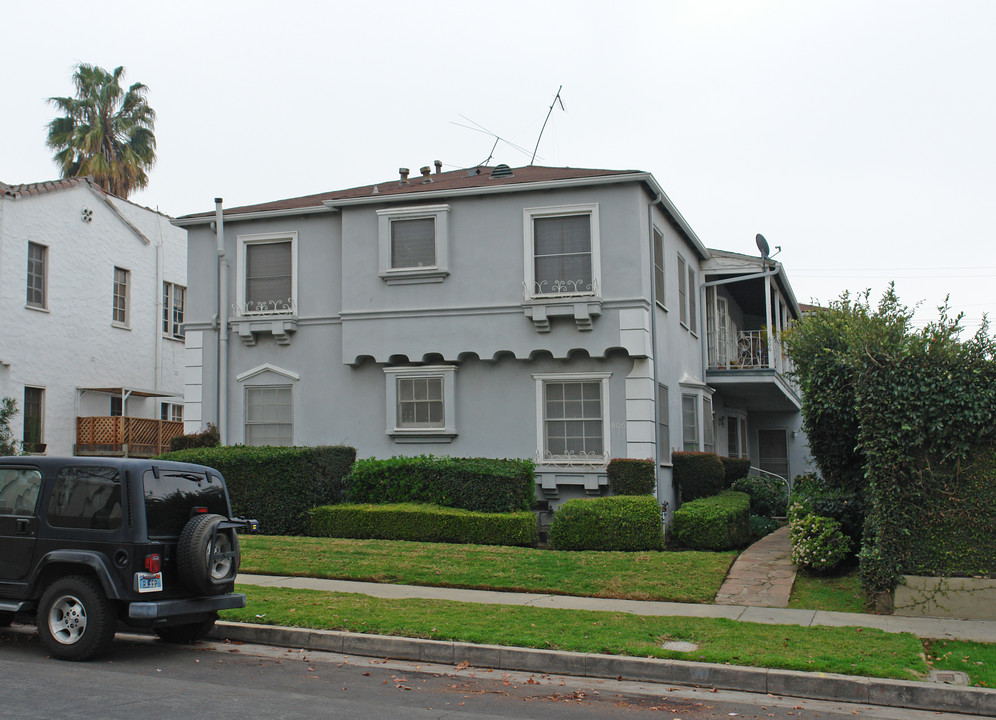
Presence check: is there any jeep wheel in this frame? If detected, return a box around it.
[37,576,116,661]
[178,513,240,595]
[155,615,217,644]
[0,612,14,627]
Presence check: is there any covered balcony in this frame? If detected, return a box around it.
[74,387,184,458]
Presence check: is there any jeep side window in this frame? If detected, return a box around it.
[0,468,42,515]
[47,467,122,530]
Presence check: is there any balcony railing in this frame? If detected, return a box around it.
[708,329,794,375]
[75,416,184,458]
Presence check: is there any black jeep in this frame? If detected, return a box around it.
[0,456,257,660]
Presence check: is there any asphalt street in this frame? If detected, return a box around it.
[0,625,982,720]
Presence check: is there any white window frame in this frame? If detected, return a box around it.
[26,242,48,310]
[112,266,130,328]
[384,366,457,442]
[681,393,698,451]
[244,384,294,446]
[657,383,670,465]
[523,204,601,299]
[702,396,714,453]
[677,254,688,327]
[533,372,611,465]
[688,264,698,335]
[163,281,185,340]
[161,402,183,422]
[377,205,450,284]
[236,232,298,315]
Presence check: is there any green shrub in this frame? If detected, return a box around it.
[169,423,220,451]
[731,475,788,517]
[672,452,725,503]
[345,456,535,513]
[671,490,751,550]
[719,457,752,488]
[306,503,537,547]
[607,458,655,495]
[549,496,663,551]
[790,513,851,573]
[789,473,863,544]
[750,515,781,542]
[161,445,356,535]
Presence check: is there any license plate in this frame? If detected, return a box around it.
[135,572,163,593]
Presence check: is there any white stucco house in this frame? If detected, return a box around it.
[175,163,810,514]
[0,177,187,457]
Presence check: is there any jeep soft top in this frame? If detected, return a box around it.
[0,456,257,660]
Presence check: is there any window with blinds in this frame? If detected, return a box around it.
[391,218,436,269]
[245,240,292,308]
[532,214,593,295]
[245,385,293,446]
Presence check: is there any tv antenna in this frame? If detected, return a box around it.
[530,85,565,165]
[450,115,535,166]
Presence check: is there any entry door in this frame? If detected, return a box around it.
[757,429,789,480]
[0,468,42,580]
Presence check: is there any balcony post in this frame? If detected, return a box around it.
[765,272,774,369]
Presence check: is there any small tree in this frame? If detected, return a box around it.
[0,397,18,456]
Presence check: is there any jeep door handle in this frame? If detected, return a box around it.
[15,519,30,535]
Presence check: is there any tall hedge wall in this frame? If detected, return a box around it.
[161,445,356,535]
[345,456,535,513]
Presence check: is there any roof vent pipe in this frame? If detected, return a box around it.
[399,168,410,184]
[420,166,432,183]
[434,160,443,175]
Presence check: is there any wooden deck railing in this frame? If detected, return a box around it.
[75,416,184,457]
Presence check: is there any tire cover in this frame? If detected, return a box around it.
[177,513,240,595]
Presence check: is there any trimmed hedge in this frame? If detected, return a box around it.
[731,474,788,518]
[607,458,655,495]
[549,495,664,551]
[306,503,538,547]
[169,423,219,451]
[720,457,752,488]
[672,452,725,503]
[345,456,535,513]
[671,490,751,550]
[161,445,356,535]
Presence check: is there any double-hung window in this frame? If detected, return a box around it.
[534,373,610,463]
[244,385,293,446]
[161,403,183,422]
[677,255,698,333]
[113,267,130,326]
[377,205,450,284]
[681,394,698,451]
[657,383,670,463]
[23,387,44,450]
[653,228,666,307]
[238,233,296,314]
[163,282,185,339]
[26,242,47,309]
[384,366,457,442]
[524,204,600,298]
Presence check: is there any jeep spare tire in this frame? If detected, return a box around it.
[178,513,240,595]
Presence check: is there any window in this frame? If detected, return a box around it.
[46,466,122,530]
[727,416,749,459]
[26,242,47,309]
[653,228,666,307]
[657,384,670,463]
[677,255,688,326]
[534,372,610,463]
[702,397,714,453]
[113,267,130,326]
[377,205,450,284]
[681,394,698,451]
[384,366,457,442]
[244,385,293,446]
[163,282,185,339]
[23,387,43,450]
[688,265,698,334]
[161,403,183,422]
[110,396,123,417]
[237,233,297,314]
[524,204,600,297]
[0,468,42,516]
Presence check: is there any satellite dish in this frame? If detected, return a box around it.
[756,233,770,260]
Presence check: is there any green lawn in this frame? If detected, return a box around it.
[927,639,996,688]
[222,584,928,681]
[239,535,736,604]
[788,566,868,613]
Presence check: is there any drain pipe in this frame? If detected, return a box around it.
[214,198,229,445]
[648,195,664,512]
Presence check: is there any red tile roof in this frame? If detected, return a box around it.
[0,176,94,198]
[178,165,642,220]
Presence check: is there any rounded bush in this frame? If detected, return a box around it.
[789,513,851,573]
[731,475,788,517]
[550,496,663,551]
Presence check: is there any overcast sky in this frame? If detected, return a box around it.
[4,0,994,333]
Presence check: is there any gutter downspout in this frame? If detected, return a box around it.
[648,195,664,515]
[215,199,228,445]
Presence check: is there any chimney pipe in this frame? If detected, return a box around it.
[434,160,443,175]
[399,167,410,184]
[420,166,432,183]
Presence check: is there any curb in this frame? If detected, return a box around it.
[211,621,996,716]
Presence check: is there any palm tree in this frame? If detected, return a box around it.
[46,64,157,198]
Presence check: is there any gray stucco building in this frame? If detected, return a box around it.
[174,164,808,517]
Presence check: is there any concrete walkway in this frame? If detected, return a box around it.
[715,525,797,607]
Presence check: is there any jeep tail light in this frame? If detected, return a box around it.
[193,506,208,514]
[144,554,162,573]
